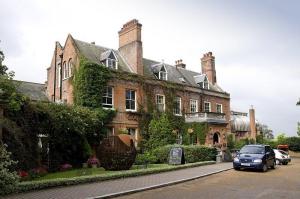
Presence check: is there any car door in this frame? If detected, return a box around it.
[265,146,273,166]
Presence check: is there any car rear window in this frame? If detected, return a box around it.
[240,146,265,154]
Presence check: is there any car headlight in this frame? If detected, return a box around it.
[234,157,240,162]
[253,159,262,163]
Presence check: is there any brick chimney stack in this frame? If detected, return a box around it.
[201,52,216,84]
[118,19,143,75]
[175,59,186,69]
[249,106,257,142]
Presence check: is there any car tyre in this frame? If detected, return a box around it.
[262,164,268,172]
[270,160,276,169]
[234,167,240,171]
[282,162,288,165]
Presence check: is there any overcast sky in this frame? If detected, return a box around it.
[1,0,299,136]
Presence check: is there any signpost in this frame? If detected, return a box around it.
[169,147,185,165]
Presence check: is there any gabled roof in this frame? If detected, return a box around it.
[72,37,227,94]
[194,74,207,85]
[14,81,48,102]
[100,50,118,61]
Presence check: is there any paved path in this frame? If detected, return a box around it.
[117,158,300,199]
[3,162,232,199]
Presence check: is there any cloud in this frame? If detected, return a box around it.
[1,0,299,136]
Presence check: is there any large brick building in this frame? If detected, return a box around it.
[45,19,231,151]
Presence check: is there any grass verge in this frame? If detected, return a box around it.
[9,161,215,195]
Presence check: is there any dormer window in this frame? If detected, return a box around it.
[100,50,118,70]
[159,65,167,80]
[106,58,117,69]
[194,74,209,89]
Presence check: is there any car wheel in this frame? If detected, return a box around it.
[276,159,280,165]
[282,162,287,165]
[262,164,268,172]
[271,160,276,169]
[234,167,240,171]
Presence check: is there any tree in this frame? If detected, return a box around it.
[147,113,176,150]
[276,133,287,144]
[297,122,300,137]
[0,50,8,76]
[0,50,24,111]
[0,143,19,195]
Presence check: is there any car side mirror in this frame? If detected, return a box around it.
[266,152,270,155]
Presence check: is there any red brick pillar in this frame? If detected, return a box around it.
[249,106,256,143]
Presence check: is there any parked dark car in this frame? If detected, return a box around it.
[233,144,276,172]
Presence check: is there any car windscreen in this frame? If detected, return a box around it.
[240,146,265,154]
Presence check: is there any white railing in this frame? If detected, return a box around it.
[185,112,226,123]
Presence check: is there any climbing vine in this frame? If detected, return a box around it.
[73,58,112,108]
[183,122,208,145]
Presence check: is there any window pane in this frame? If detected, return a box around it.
[173,97,181,115]
[126,90,136,110]
[131,90,135,99]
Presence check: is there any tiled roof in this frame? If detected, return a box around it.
[74,39,132,73]
[73,38,226,94]
[14,81,48,101]
[143,58,225,93]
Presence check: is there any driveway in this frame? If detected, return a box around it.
[117,158,300,199]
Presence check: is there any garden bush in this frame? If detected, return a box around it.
[152,144,217,164]
[0,143,19,195]
[97,136,136,170]
[134,152,157,165]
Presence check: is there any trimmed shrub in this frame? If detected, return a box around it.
[97,136,136,171]
[134,152,157,165]
[0,143,19,195]
[152,144,217,164]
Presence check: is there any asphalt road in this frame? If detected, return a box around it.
[116,158,300,199]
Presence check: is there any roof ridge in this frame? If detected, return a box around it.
[13,80,45,85]
[74,38,112,51]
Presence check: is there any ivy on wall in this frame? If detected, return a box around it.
[183,122,208,145]
[73,58,112,108]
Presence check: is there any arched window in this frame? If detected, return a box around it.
[213,132,220,144]
[63,61,67,79]
[68,59,73,77]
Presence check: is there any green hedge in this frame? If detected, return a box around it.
[2,161,215,195]
[152,145,217,164]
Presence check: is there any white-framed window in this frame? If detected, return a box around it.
[216,103,223,113]
[156,94,165,112]
[68,59,73,77]
[190,99,198,113]
[173,97,182,115]
[57,64,61,88]
[106,58,117,69]
[102,86,113,108]
[204,101,211,112]
[63,61,67,79]
[127,128,138,147]
[126,89,136,111]
[159,65,167,80]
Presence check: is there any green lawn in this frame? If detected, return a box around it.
[33,164,167,181]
